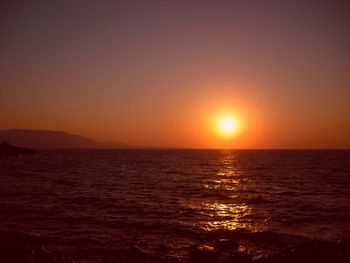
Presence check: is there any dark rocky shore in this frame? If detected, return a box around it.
[0,230,349,263]
[103,239,350,263]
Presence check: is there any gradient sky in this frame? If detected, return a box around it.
[1,0,349,148]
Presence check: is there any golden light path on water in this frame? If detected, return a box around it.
[200,203,252,231]
[187,152,265,232]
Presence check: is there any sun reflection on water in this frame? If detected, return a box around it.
[191,151,261,232]
[200,202,252,231]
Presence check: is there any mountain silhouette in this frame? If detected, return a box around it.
[0,129,127,149]
[0,141,38,155]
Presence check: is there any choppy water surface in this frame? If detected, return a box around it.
[0,150,349,262]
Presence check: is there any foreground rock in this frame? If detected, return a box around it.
[102,246,179,263]
[0,230,349,263]
[0,231,74,263]
[0,141,38,156]
[186,239,350,263]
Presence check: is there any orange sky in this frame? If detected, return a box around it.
[1,1,349,148]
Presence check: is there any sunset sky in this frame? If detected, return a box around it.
[1,0,349,149]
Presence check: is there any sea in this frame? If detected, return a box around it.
[0,149,349,262]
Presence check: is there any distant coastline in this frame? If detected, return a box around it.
[0,129,128,149]
[0,141,38,156]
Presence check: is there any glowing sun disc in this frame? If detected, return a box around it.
[218,116,238,135]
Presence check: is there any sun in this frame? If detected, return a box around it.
[207,109,244,140]
[218,117,237,134]
[219,117,237,134]
[217,116,239,137]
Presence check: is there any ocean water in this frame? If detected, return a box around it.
[0,150,349,262]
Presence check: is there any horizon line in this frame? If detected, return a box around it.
[37,146,350,151]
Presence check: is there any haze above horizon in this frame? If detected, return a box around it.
[1,0,349,149]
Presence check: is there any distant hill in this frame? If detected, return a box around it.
[0,141,38,155]
[0,129,127,149]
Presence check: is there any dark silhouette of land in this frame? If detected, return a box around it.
[0,229,349,263]
[0,141,38,156]
[0,129,127,149]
